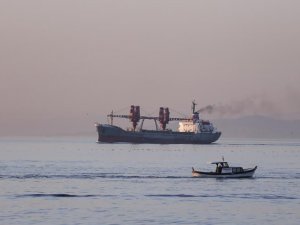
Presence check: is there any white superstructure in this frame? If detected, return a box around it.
[178,118,217,133]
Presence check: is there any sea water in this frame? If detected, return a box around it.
[0,137,299,225]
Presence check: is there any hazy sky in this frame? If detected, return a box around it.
[1,0,300,135]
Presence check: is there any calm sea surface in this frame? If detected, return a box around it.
[0,137,300,225]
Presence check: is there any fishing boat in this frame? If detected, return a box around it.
[95,101,221,144]
[192,161,257,178]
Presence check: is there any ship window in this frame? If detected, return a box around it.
[233,167,244,173]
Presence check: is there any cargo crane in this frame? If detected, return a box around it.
[108,105,193,131]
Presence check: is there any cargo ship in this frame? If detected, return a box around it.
[95,101,221,144]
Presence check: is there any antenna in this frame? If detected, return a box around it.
[192,100,197,114]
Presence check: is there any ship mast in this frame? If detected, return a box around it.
[109,111,113,125]
[191,101,200,123]
[192,100,197,114]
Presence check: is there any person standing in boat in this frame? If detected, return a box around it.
[217,163,223,174]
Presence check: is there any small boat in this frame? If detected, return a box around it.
[192,161,257,178]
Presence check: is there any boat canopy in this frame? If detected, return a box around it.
[210,161,230,168]
[210,161,228,164]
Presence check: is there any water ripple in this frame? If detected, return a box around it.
[16,193,114,198]
[0,174,189,180]
[145,193,298,200]
[2,173,300,180]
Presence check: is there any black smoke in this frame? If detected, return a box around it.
[196,97,278,117]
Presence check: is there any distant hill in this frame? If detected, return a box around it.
[214,115,300,139]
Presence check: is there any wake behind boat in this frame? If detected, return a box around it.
[192,161,257,178]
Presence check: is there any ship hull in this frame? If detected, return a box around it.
[96,124,221,144]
